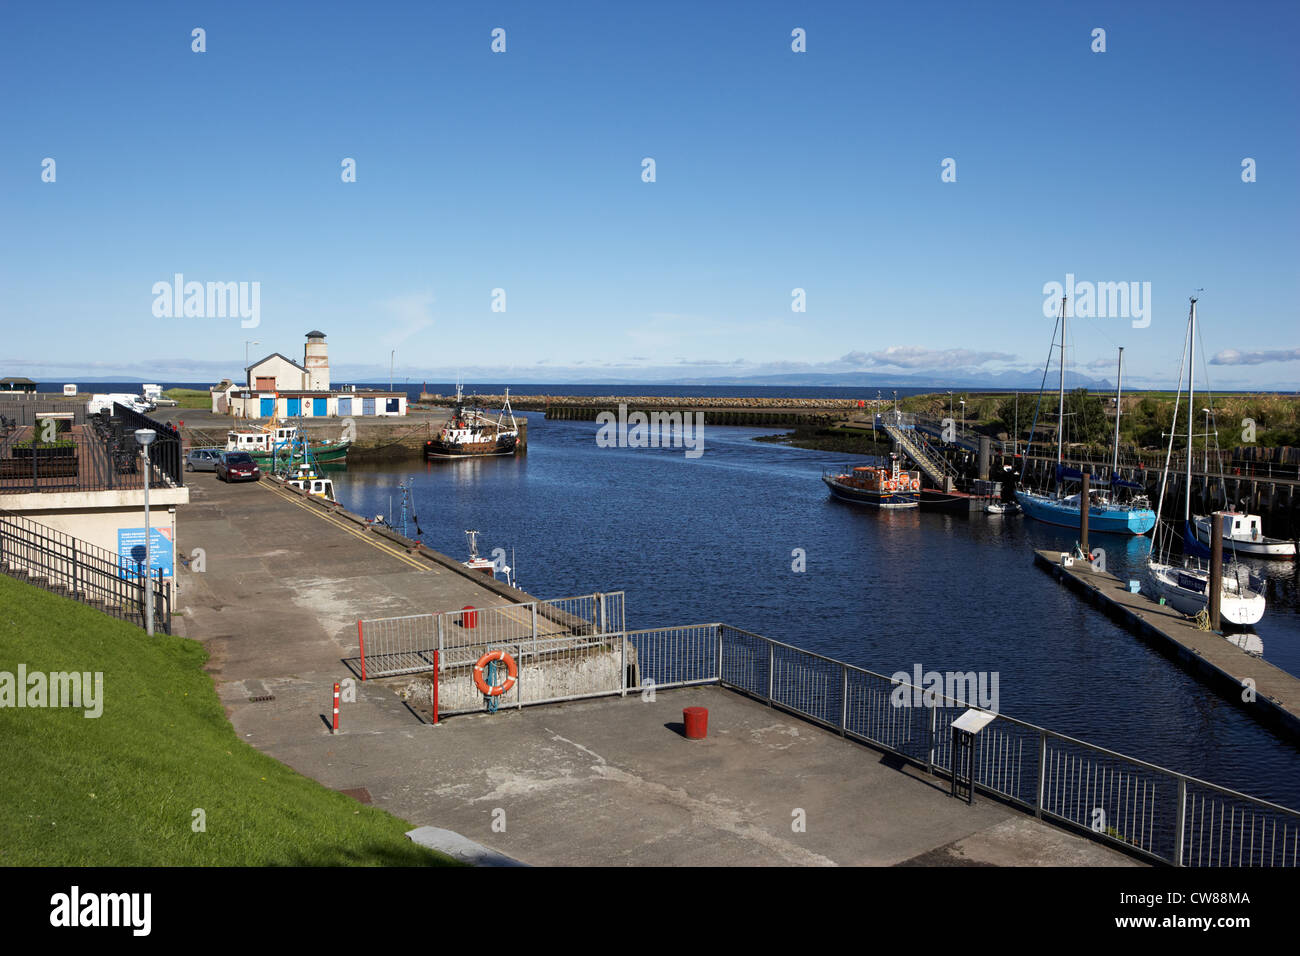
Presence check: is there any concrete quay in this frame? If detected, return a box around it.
[155,407,527,461]
[173,472,1134,866]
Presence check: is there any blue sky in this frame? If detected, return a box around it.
[1,0,1296,388]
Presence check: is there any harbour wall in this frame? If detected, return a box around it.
[176,410,527,461]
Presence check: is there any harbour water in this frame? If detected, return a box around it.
[331,416,1300,812]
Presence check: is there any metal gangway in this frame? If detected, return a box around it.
[877,415,960,487]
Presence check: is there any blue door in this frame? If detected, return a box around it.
[260,398,273,417]
[287,397,301,416]
[362,398,375,416]
[313,397,327,416]
[337,397,351,416]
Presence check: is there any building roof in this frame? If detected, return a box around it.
[245,352,307,373]
[0,376,38,387]
[305,330,326,338]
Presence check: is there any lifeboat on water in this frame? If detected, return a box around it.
[821,454,921,509]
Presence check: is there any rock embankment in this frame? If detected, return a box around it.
[418,394,895,412]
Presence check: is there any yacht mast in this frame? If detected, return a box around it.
[1185,298,1197,525]
[1057,296,1066,468]
[1112,347,1124,479]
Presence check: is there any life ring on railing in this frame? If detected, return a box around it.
[473,650,518,697]
[886,480,897,491]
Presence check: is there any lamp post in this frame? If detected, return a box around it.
[959,398,966,441]
[245,340,260,386]
[135,428,157,636]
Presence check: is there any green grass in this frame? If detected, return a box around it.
[163,388,212,409]
[0,574,456,866]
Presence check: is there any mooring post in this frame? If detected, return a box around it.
[1209,511,1224,631]
[1080,472,1090,557]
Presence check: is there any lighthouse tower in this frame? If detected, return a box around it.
[304,330,330,390]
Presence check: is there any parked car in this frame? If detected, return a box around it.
[185,448,223,472]
[216,451,261,482]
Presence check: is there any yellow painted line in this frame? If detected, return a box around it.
[256,480,433,572]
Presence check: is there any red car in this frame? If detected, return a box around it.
[217,451,261,482]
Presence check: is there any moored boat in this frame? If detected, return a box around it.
[1146,297,1266,627]
[425,385,519,459]
[1017,303,1155,535]
[227,424,350,465]
[822,455,920,509]
[1193,512,1296,559]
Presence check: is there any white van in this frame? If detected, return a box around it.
[87,393,149,415]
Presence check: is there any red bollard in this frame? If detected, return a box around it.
[332,681,340,734]
[683,706,709,739]
[461,606,478,628]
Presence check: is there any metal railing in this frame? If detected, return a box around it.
[349,597,1299,865]
[715,625,1300,867]
[0,410,183,494]
[111,403,185,487]
[354,591,626,681]
[0,507,171,633]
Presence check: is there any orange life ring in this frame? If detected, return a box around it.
[473,650,518,697]
[886,480,897,491]
[911,479,920,490]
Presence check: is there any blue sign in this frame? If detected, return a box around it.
[117,527,173,579]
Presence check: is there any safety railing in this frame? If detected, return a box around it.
[715,625,1300,867]
[0,507,171,633]
[348,599,1299,865]
[354,591,626,680]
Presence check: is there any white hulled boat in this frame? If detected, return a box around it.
[1146,298,1265,627]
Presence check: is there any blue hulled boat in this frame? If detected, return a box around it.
[1015,303,1156,536]
[1017,486,1156,535]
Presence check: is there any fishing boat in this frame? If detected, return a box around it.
[1192,512,1297,559]
[1146,298,1266,627]
[226,424,350,466]
[283,461,336,501]
[822,455,921,509]
[425,385,519,459]
[275,429,337,501]
[1017,302,1156,535]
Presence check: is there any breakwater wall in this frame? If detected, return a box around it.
[544,403,849,427]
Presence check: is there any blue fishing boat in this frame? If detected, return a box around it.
[1015,302,1155,536]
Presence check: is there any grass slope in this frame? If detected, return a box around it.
[0,574,454,866]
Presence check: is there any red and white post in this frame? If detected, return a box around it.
[432,650,439,725]
[332,681,341,734]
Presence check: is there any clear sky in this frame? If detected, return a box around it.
[1,0,1296,388]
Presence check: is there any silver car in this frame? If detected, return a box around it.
[185,447,224,472]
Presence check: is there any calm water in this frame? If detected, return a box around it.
[330,417,1300,811]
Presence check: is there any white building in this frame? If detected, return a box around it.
[213,331,406,419]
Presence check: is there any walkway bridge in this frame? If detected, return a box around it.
[877,414,961,487]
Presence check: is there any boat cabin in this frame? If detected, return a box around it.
[226,426,299,452]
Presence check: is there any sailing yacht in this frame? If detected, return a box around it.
[1145,298,1266,627]
[1016,299,1157,535]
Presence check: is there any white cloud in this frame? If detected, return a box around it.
[1210,347,1300,366]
